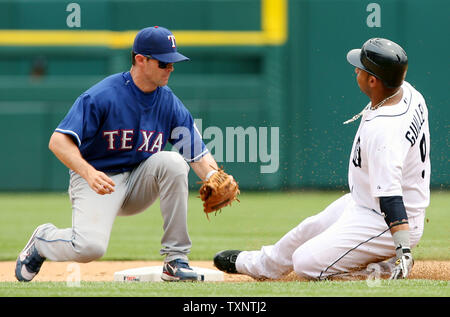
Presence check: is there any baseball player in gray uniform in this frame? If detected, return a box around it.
[15,26,232,282]
[214,38,430,280]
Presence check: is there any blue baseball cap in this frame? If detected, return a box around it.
[132,26,189,63]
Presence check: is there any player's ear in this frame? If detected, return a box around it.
[134,54,148,66]
[368,75,378,88]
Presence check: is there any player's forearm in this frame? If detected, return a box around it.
[390,224,410,260]
[189,152,219,180]
[389,223,409,234]
[49,132,115,195]
[48,132,95,180]
[379,196,411,256]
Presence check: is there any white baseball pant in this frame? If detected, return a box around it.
[34,151,192,263]
[236,194,424,280]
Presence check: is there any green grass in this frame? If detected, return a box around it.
[0,191,448,261]
[0,280,448,297]
[0,190,448,297]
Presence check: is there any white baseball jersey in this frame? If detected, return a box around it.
[235,81,430,280]
[348,81,431,219]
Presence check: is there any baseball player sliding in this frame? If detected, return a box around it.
[15,26,238,282]
[215,38,430,280]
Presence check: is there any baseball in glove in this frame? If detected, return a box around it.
[199,167,240,219]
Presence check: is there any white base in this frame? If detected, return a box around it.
[114,266,224,282]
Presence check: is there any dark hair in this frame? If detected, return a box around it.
[131,51,150,65]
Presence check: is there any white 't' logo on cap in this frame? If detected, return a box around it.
[168,35,176,48]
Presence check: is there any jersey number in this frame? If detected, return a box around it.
[419,133,426,163]
[419,133,427,179]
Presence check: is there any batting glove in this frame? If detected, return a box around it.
[389,251,414,279]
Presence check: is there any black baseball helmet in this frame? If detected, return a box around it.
[347,38,408,88]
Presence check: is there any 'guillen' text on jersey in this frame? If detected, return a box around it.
[405,103,426,147]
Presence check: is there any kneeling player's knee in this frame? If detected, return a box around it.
[163,152,190,176]
[153,152,189,177]
[74,241,107,263]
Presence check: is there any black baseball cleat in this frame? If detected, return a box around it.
[213,250,241,273]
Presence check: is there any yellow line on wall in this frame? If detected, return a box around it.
[0,0,287,47]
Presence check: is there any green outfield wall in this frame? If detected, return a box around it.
[0,0,448,191]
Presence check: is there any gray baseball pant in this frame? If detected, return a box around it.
[34,151,191,263]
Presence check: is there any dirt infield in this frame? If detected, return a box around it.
[1,260,449,282]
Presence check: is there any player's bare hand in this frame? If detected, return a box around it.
[86,169,115,195]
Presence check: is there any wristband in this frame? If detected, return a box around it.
[392,230,411,259]
[205,170,218,181]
